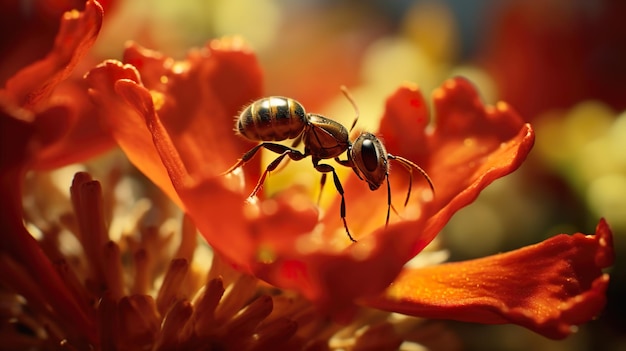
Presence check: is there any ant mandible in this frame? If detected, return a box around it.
[224,87,435,242]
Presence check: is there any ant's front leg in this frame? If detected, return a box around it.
[334,157,351,168]
[337,155,392,227]
[316,157,354,206]
[316,157,352,205]
[314,161,356,242]
[335,156,363,181]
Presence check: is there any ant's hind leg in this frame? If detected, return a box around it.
[314,163,356,242]
[222,144,266,175]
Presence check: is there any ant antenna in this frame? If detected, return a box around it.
[388,154,435,206]
[340,86,360,133]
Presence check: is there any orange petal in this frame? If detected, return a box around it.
[180,184,319,275]
[417,78,535,254]
[30,80,116,170]
[0,107,96,343]
[86,60,184,208]
[246,79,536,311]
[86,38,264,209]
[377,82,430,162]
[86,39,274,268]
[323,78,534,250]
[115,79,189,190]
[365,219,613,339]
[0,1,113,169]
[2,0,103,109]
[252,211,431,316]
[121,39,263,185]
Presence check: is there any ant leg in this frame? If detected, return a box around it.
[314,162,356,242]
[272,133,305,174]
[224,142,306,175]
[249,144,306,197]
[390,203,402,217]
[335,156,364,181]
[250,151,289,198]
[224,142,306,197]
[222,143,266,175]
[334,157,352,168]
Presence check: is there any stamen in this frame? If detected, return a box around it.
[216,295,274,348]
[71,173,108,289]
[253,317,298,350]
[10,169,440,349]
[156,259,189,315]
[102,241,125,299]
[54,260,91,313]
[155,299,193,349]
[191,278,225,336]
[174,215,197,260]
[97,292,118,350]
[131,249,151,295]
[214,274,258,323]
[117,295,159,347]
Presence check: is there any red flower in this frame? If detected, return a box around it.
[85,38,613,339]
[0,0,114,170]
[0,102,97,346]
[0,2,112,344]
[366,219,612,339]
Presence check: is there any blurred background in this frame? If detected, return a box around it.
[8,0,625,349]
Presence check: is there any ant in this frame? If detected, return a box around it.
[224,87,434,242]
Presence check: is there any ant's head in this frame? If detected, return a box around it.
[350,132,389,190]
[350,132,436,205]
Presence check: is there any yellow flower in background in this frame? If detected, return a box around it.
[536,101,626,232]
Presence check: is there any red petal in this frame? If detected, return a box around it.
[30,80,116,169]
[86,39,264,206]
[365,219,614,339]
[0,0,97,86]
[377,82,430,162]
[0,107,96,343]
[86,38,267,264]
[247,79,536,312]
[85,60,184,208]
[0,1,114,169]
[2,0,103,109]
[122,39,263,186]
[322,77,534,251]
[93,55,538,318]
[252,213,431,316]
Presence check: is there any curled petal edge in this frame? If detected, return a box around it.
[3,0,103,109]
[364,219,614,339]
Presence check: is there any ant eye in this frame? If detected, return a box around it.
[360,139,380,172]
